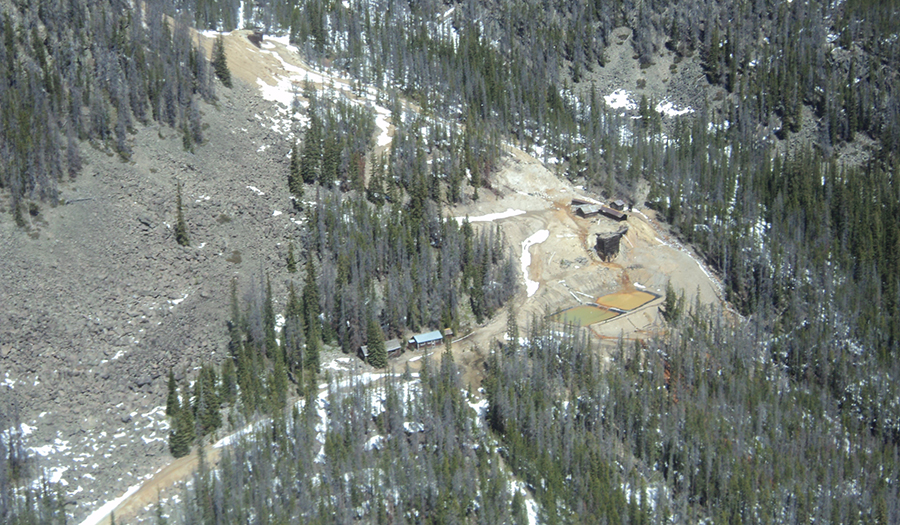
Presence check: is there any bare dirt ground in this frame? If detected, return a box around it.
[394,142,725,388]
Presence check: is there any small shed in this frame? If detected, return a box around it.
[359,338,404,362]
[408,330,444,350]
[611,199,627,211]
[385,339,403,358]
[247,30,264,48]
[600,206,627,221]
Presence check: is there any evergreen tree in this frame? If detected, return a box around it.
[194,366,221,437]
[286,242,297,273]
[155,497,167,525]
[366,315,387,368]
[288,141,304,201]
[181,118,193,153]
[300,114,322,184]
[263,274,277,358]
[664,281,678,322]
[166,369,179,416]
[305,322,320,373]
[302,257,321,342]
[169,388,196,458]
[175,181,190,247]
[302,256,322,375]
[270,345,288,411]
[505,304,519,353]
[219,357,237,407]
[211,35,232,88]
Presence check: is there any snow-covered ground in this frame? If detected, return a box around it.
[509,479,540,525]
[2,402,174,525]
[521,230,550,297]
[455,208,526,224]
[79,482,144,525]
[252,38,395,149]
[605,89,637,111]
[655,100,694,117]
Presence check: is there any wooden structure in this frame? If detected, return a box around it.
[600,206,627,221]
[611,199,627,211]
[408,330,444,350]
[359,339,403,361]
[574,204,602,218]
[595,225,629,261]
[248,30,264,48]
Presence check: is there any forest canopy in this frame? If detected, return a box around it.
[2,0,900,523]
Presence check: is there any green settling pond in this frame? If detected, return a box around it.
[551,305,620,326]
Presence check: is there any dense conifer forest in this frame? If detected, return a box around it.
[0,0,215,225]
[3,0,900,522]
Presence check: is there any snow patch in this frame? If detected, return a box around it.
[509,479,540,525]
[30,438,71,457]
[373,104,393,147]
[48,466,69,485]
[468,397,489,427]
[455,208,525,224]
[77,482,144,525]
[403,421,425,433]
[604,90,636,111]
[213,418,268,449]
[246,186,265,196]
[168,294,188,308]
[364,434,383,451]
[521,230,550,297]
[655,100,694,117]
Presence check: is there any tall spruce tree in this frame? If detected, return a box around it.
[175,181,190,246]
[263,274,277,358]
[366,315,387,368]
[302,257,321,341]
[289,141,304,201]
[166,370,179,416]
[211,35,232,88]
[286,241,297,273]
[169,388,196,458]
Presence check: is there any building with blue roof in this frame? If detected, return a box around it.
[408,330,444,349]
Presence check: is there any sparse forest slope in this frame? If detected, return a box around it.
[2,0,900,523]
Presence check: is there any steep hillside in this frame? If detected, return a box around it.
[0,76,300,521]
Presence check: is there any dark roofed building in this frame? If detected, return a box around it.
[575,204,602,218]
[359,338,404,362]
[385,339,403,357]
[600,206,627,221]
